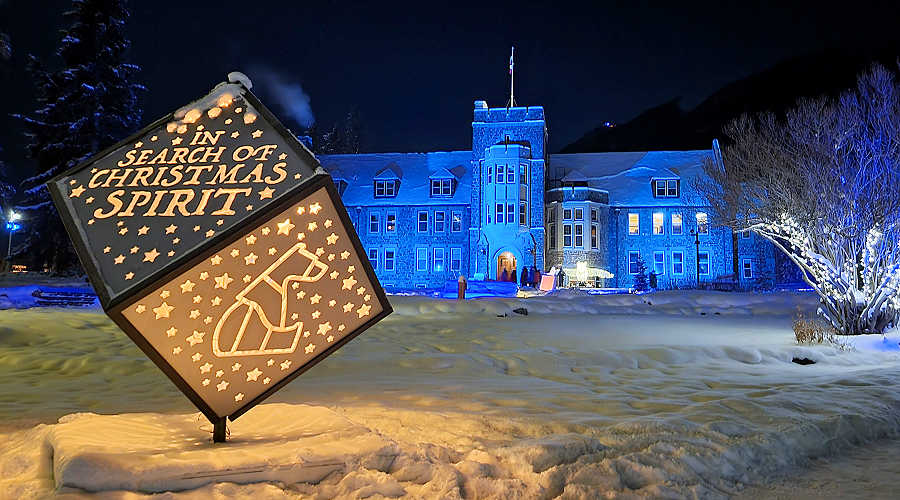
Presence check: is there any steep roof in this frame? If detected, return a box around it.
[549,150,713,207]
[318,151,472,206]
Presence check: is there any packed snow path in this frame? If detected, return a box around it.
[2,291,900,498]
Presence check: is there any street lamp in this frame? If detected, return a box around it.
[5,211,21,271]
[690,228,700,288]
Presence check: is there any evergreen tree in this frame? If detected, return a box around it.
[633,255,649,292]
[340,108,362,154]
[14,0,144,273]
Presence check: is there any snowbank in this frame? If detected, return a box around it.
[2,291,900,498]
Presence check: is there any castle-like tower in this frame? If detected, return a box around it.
[469,100,547,280]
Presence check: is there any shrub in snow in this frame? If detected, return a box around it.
[698,64,900,335]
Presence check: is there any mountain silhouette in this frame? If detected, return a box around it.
[561,46,900,153]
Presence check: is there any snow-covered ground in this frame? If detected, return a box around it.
[2,289,900,498]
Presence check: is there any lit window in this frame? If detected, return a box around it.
[416,248,428,271]
[496,203,504,224]
[628,213,639,235]
[450,248,461,272]
[698,252,710,275]
[374,180,397,198]
[369,213,379,233]
[672,213,683,235]
[417,211,428,232]
[563,224,572,247]
[431,179,453,197]
[435,211,446,232]
[433,248,445,272]
[628,251,641,275]
[672,251,684,275]
[697,212,709,235]
[451,211,462,232]
[574,225,583,247]
[653,251,665,276]
[742,259,753,279]
[386,212,396,232]
[653,212,664,235]
[591,225,598,249]
[384,249,396,271]
[496,165,504,184]
[368,248,379,270]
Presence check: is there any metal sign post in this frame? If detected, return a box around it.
[47,74,391,442]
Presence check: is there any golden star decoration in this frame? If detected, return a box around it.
[153,302,174,319]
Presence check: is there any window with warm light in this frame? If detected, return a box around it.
[697,212,709,235]
[672,213,683,235]
[653,212,664,235]
[628,213,639,235]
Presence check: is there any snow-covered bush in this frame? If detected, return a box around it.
[698,64,900,334]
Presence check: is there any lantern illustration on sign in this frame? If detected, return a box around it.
[46,72,391,442]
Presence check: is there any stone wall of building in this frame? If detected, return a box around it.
[610,207,735,289]
[350,204,470,290]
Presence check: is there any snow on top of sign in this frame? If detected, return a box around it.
[173,71,254,121]
[227,71,253,89]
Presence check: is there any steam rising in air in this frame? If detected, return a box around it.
[250,67,315,129]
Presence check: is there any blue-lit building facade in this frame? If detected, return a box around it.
[318,100,775,291]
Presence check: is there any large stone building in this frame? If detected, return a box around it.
[318,100,775,291]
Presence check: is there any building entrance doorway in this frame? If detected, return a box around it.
[497,252,517,281]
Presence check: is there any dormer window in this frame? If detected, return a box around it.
[653,179,679,198]
[374,179,398,198]
[430,178,454,197]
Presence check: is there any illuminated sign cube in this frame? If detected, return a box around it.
[47,76,391,436]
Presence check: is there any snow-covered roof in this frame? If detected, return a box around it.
[549,150,712,207]
[318,151,472,206]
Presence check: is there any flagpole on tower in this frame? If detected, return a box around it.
[508,46,515,109]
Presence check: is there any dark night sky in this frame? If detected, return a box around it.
[1,0,899,182]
